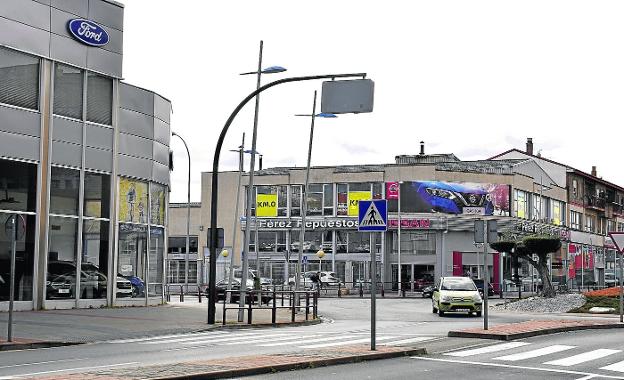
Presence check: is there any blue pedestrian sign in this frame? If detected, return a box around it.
[358,199,388,232]
[302,255,308,264]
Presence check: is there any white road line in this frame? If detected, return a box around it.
[445,342,530,357]
[224,335,323,345]
[494,345,576,362]
[601,359,624,373]
[299,336,399,349]
[259,335,359,347]
[0,358,87,370]
[410,357,624,380]
[112,331,230,344]
[544,349,621,367]
[382,337,437,346]
[179,333,291,345]
[11,362,140,378]
[141,331,262,345]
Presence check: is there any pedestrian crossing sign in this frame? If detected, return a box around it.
[358,199,387,232]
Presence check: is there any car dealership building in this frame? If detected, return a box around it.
[0,0,171,310]
[200,151,569,291]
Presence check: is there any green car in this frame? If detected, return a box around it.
[432,276,482,317]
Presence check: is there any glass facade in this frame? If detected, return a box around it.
[0,47,39,110]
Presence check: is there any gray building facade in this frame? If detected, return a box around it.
[0,0,171,310]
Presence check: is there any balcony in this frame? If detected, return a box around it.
[586,195,606,211]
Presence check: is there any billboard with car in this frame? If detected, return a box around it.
[387,181,510,216]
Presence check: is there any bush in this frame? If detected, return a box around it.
[570,296,620,314]
[584,287,622,297]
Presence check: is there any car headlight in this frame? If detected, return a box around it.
[441,295,452,302]
[473,294,482,302]
[425,188,456,199]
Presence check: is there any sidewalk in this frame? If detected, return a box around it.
[38,345,426,380]
[448,319,624,341]
[0,298,317,350]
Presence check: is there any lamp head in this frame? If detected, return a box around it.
[221,249,229,257]
[316,249,325,259]
[262,66,287,74]
[316,113,337,118]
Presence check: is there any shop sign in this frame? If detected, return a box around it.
[514,221,570,240]
[385,182,399,200]
[348,191,371,216]
[388,218,431,229]
[68,19,110,47]
[242,218,359,230]
[256,194,278,217]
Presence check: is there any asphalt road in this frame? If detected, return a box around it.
[0,298,620,378]
[250,329,624,379]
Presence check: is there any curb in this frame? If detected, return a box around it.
[448,323,624,341]
[154,348,426,380]
[0,319,322,352]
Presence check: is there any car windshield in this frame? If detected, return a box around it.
[441,279,477,291]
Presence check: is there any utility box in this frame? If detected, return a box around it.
[321,79,374,114]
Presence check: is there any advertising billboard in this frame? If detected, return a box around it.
[387,181,510,216]
[119,178,149,224]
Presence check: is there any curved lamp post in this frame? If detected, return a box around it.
[171,131,192,294]
[207,71,366,324]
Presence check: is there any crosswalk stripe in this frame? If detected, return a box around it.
[299,336,399,349]
[141,332,263,345]
[179,333,289,345]
[223,335,323,345]
[601,359,624,373]
[382,337,436,346]
[445,342,530,357]
[110,331,231,344]
[259,334,358,347]
[544,349,621,366]
[494,345,575,361]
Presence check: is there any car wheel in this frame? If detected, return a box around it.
[432,301,437,313]
[438,308,445,317]
[476,311,482,317]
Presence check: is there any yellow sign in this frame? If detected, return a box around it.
[119,178,148,224]
[348,191,371,216]
[256,194,278,217]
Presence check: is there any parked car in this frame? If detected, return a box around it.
[413,274,434,291]
[472,279,495,297]
[432,276,482,317]
[421,285,434,298]
[207,278,272,305]
[287,271,343,289]
[605,273,619,287]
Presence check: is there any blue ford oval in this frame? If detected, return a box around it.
[68,19,109,47]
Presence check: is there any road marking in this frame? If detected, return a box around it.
[224,335,323,345]
[382,337,437,346]
[141,331,262,344]
[544,349,621,367]
[0,358,87,370]
[259,334,359,347]
[11,362,140,378]
[299,336,399,349]
[601,359,624,373]
[179,333,289,345]
[112,331,230,344]
[410,356,624,380]
[494,345,576,361]
[445,342,530,357]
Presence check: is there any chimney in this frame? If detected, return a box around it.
[526,138,533,155]
[591,166,597,177]
[419,141,425,155]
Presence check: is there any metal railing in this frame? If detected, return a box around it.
[221,289,319,326]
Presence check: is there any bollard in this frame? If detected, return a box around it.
[305,292,310,321]
[401,283,406,298]
[381,282,385,298]
[222,294,227,326]
[247,293,253,325]
[291,291,296,322]
[272,289,277,325]
[338,282,342,298]
[313,292,318,319]
[359,282,363,298]
[198,289,202,303]
[180,285,184,302]
[166,286,171,302]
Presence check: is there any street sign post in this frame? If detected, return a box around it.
[474,219,497,330]
[608,232,624,323]
[5,214,23,342]
[358,199,387,351]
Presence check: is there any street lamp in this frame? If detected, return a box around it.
[293,92,336,299]
[207,70,368,324]
[221,249,229,286]
[237,41,287,323]
[171,131,192,295]
[317,249,325,271]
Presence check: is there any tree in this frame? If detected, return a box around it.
[490,235,561,298]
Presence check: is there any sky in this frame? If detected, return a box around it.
[120,1,624,203]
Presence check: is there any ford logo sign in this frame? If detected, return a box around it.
[68,19,109,47]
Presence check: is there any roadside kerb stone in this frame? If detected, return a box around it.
[38,345,426,380]
[448,319,624,341]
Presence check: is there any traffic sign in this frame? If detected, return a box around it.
[609,232,624,253]
[358,199,387,232]
[302,255,308,265]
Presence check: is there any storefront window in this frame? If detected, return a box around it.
[258,231,276,253]
[87,72,112,125]
[149,227,164,296]
[0,47,39,110]
[118,223,147,298]
[0,213,35,301]
[392,232,436,255]
[0,159,37,212]
[49,167,80,216]
[81,220,108,299]
[84,172,110,219]
[150,183,166,225]
[47,217,78,299]
[515,189,528,219]
[53,63,83,120]
[119,178,149,224]
[290,185,302,217]
[307,184,323,216]
[337,184,348,216]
